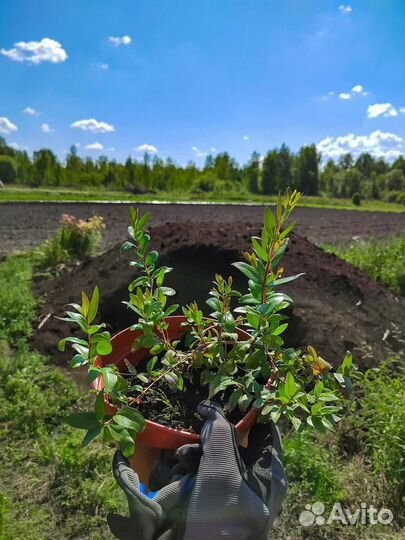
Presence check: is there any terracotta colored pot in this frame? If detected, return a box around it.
[92,316,260,483]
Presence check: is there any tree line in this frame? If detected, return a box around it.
[0,137,404,203]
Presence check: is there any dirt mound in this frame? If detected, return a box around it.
[32,221,404,371]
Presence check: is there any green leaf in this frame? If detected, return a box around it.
[279,223,295,240]
[71,354,88,368]
[101,368,118,393]
[252,237,268,261]
[228,389,243,411]
[96,337,113,356]
[121,241,135,252]
[314,381,324,397]
[291,416,302,431]
[238,394,253,412]
[264,208,276,235]
[114,407,145,432]
[285,372,297,399]
[272,273,305,286]
[82,425,103,447]
[206,298,221,311]
[272,323,288,336]
[164,304,179,317]
[95,390,105,423]
[81,292,90,317]
[137,373,149,383]
[58,336,88,352]
[158,287,176,296]
[232,262,258,281]
[120,437,136,458]
[65,412,99,430]
[164,372,179,386]
[146,251,158,266]
[262,404,273,416]
[88,286,99,324]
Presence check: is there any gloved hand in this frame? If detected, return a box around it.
[108,400,287,540]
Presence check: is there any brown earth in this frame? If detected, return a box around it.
[32,221,405,374]
[1,202,405,257]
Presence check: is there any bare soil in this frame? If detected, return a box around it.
[1,202,405,257]
[32,221,405,376]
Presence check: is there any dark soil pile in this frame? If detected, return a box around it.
[32,221,405,375]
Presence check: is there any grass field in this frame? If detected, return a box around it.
[1,185,404,213]
[323,236,405,296]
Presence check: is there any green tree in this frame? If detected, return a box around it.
[245,152,260,193]
[355,153,374,179]
[297,145,319,195]
[33,149,58,186]
[384,169,405,191]
[0,155,17,184]
[262,150,279,194]
[278,143,293,191]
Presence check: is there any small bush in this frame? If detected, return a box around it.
[191,172,219,193]
[352,192,361,206]
[33,214,105,269]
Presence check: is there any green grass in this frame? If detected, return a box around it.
[0,256,124,539]
[1,185,404,212]
[323,236,405,295]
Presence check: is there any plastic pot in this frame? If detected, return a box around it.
[92,315,260,483]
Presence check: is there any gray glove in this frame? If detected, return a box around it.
[108,400,287,540]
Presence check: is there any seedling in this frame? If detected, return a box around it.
[59,190,356,457]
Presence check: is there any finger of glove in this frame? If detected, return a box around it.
[149,461,173,491]
[107,514,140,540]
[112,451,162,525]
[197,400,245,479]
[175,444,202,474]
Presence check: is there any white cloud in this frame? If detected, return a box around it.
[332,85,369,101]
[136,144,158,154]
[191,146,208,158]
[85,142,104,151]
[339,5,352,14]
[109,35,132,47]
[367,103,398,118]
[210,147,217,153]
[71,118,115,133]
[400,107,405,114]
[351,84,363,94]
[317,130,404,161]
[0,117,18,134]
[41,123,54,133]
[0,38,67,64]
[23,106,40,116]
[242,135,249,140]
[107,147,115,152]
[100,63,109,70]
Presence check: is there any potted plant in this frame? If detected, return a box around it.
[59,191,355,483]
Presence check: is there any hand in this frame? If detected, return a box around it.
[108,401,287,539]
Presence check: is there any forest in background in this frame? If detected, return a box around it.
[1,136,405,204]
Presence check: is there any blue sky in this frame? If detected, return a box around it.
[0,0,404,165]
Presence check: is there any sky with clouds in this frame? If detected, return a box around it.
[0,0,404,164]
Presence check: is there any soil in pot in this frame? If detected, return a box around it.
[123,332,253,433]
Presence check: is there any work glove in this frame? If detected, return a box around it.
[108,400,287,540]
